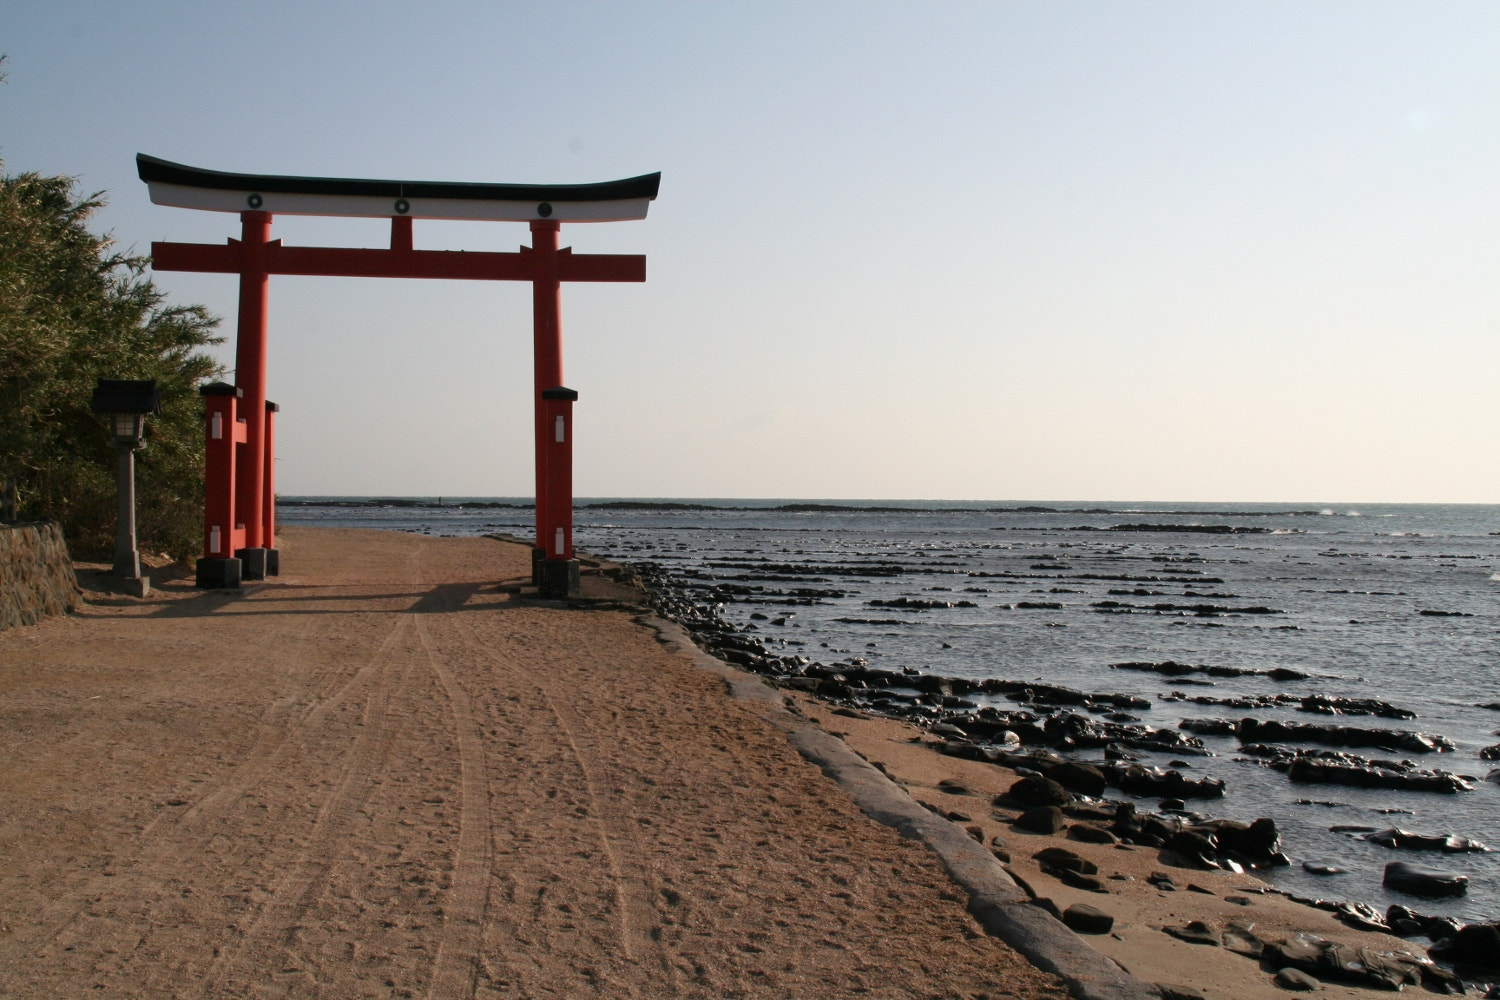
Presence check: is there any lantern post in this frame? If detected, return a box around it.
[89,379,160,597]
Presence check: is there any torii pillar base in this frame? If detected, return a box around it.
[196,557,243,589]
[538,558,581,599]
[236,546,271,581]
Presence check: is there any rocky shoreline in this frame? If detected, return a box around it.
[628,559,1500,990]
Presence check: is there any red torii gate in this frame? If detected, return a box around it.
[138,154,659,596]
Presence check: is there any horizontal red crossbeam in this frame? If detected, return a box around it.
[150,240,646,282]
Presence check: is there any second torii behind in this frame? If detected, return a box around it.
[139,154,660,596]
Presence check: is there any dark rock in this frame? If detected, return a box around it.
[1439,922,1500,969]
[1333,901,1388,932]
[1063,903,1114,934]
[1275,967,1320,991]
[1159,797,1187,811]
[1426,915,1464,941]
[1222,924,1264,957]
[1383,861,1469,898]
[1166,830,1220,869]
[1156,986,1206,1000]
[1013,806,1066,834]
[1268,932,1424,990]
[1286,755,1472,793]
[1029,896,1063,919]
[1068,823,1119,845]
[1163,920,1220,945]
[1237,716,1455,754]
[1033,847,1098,875]
[1211,817,1286,866]
[936,778,973,795]
[1298,694,1416,719]
[1482,743,1500,761]
[1302,861,1346,876]
[1050,868,1108,893]
[1104,762,1226,799]
[1048,760,1107,797]
[1365,827,1488,853]
[1004,775,1074,807]
[1420,964,1466,995]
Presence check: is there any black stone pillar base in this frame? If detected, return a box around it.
[196,557,242,589]
[532,546,546,586]
[538,558,580,599]
[265,547,280,576]
[236,547,269,581]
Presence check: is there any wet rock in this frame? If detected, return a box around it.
[1383,861,1469,898]
[1302,861,1346,876]
[1063,903,1114,934]
[1047,760,1107,797]
[1332,902,1388,933]
[1179,717,1238,736]
[1166,831,1219,869]
[1481,743,1500,761]
[1003,775,1073,807]
[1014,806,1066,834]
[1103,762,1225,799]
[1297,694,1416,719]
[1236,717,1455,754]
[1284,755,1472,794]
[1434,922,1500,969]
[1210,817,1287,866]
[1267,932,1425,990]
[1364,827,1489,853]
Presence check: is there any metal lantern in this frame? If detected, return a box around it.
[89,379,161,595]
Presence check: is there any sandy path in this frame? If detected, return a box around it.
[0,527,1068,1000]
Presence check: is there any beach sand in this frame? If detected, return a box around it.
[0,527,1067,999]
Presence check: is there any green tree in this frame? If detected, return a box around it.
[0,166,223,558]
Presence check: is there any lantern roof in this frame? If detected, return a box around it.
[90,379,161,415]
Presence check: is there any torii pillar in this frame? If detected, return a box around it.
[138,154,659,596]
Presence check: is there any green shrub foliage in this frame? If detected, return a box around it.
[0,167,223,558]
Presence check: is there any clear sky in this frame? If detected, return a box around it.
[4,2,1497,502]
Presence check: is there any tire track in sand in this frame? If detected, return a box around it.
[0,592,411,979]
[194,615,415,998]
[412,610,494,1000]
[527,657,682,994]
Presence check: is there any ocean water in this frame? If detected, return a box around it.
[279,498,1500,921]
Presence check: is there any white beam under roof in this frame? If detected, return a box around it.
[137,154,660,223]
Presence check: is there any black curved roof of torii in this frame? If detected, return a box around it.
[137,154,661,202]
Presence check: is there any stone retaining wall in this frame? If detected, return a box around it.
[1,521,81,630]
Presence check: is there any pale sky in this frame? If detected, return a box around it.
[5,2,1497,502]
